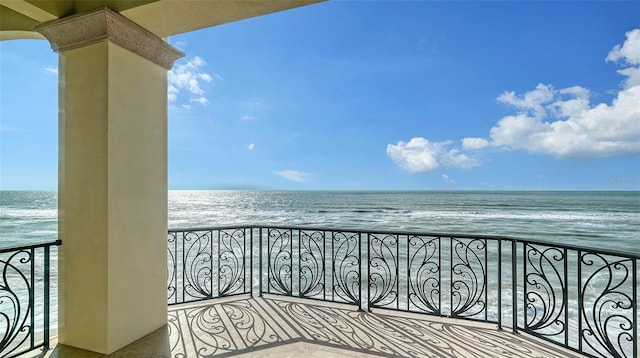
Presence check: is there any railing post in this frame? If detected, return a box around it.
[396,234,400,311]
[43,245,51,350]
[633,258,637,358]
[29,248,35,349]
[214,229,218,298]
[259,227,263,297]
[438,236,441,315]
[289,228,293,296]
[512,239,517,333]
[563,248,568,346]
[449,236,453,318]
[523,243,528,332]
[406,235,410,312]
[358,232,362,311]
[578,249,582,352]
[484,238,488,322]
[331,231,335,302]
[182,231,186,303]
[249,228,253,297]
[298,229,301,298]
[497,239,502,330]
[323,230,327,301]
[367,233,371,312]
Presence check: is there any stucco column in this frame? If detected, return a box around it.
[36,8,183,354]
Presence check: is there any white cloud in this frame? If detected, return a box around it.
[275,170,311,182]
[497,83,555,118]
[191,96,209,105]
[242,115,255,121]
[465,29,640,159]
[388,30,640,173]
[247,143,255,151]
[607,30,640,89]
[615,66,640,89]
[442,174,455,184]
[44,66,57,75]
[462,137,489,150]
[168,56,215,106]
[386,137,479,173]
[606,29,640,65]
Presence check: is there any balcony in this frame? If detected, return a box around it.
[2,226,638,357]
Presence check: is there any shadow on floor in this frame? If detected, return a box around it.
[167,295,583,358]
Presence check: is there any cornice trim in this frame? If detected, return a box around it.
[35,7,184,70]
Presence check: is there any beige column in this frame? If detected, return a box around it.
[36,8,183,354]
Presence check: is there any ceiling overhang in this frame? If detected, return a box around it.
[0,0,324,41]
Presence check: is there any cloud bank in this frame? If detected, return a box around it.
[463,29,640,159]
[389,29,640,173]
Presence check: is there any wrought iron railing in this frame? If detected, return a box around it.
[168,225,638,358]
[167,227,254,304]
[0,240,61,358]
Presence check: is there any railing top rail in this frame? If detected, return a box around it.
[0,239,62,254]
[168,225,256,233]
[168,225,640,260]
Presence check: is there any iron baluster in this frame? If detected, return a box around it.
[29,248,35,349]
[44,245,51,350]
[633,258,637,358]
[498,239,502,330]
[484,239,488,322]
[215,229,219,298]
[512,240,518,333]
[578,249,583,353]
[358,232,362,311]
[259,227,263,297]
[563,247,568,347]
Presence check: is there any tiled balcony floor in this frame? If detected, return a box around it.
[167,295,582,358]
[37,295,583,358]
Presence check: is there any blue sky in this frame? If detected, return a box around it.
[1,1,639,190]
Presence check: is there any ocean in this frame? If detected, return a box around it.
[2,190,638,253]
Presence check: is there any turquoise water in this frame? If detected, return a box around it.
[1,190,639,253]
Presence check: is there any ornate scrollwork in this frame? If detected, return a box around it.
[183,230,213,301]
[267,228,292,295]
[332,232,360,305]
[185,305,234,356]
[369,233,398,308]
[408,235,440,314]
[451,238,487,319]
[221,300,282,348]
[167,310,184,358]
[0,250,33,357]
[524,244,566,343]
[218,229,246,296]
[299,230,325,298]
[580,253,634,358]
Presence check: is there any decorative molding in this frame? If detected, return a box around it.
[35,7,183,70]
